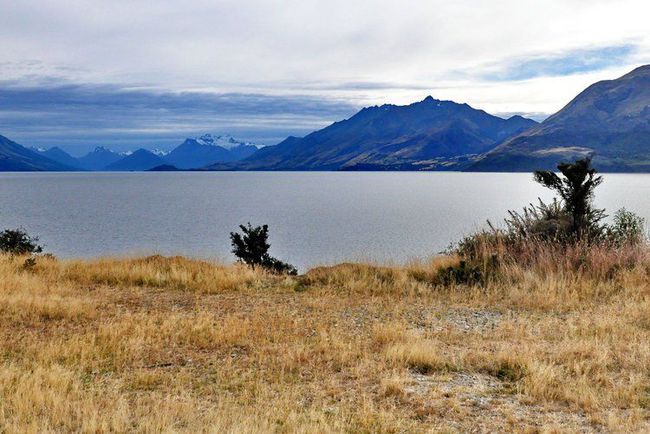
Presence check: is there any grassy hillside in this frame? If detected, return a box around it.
[1,250,649,432]
[470,65,650,172]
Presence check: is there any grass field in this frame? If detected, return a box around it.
[1,251,649,433]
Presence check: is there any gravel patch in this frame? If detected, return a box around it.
[441,308,503,332]
[404,371,603,432]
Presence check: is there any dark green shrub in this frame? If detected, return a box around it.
[230,223,297,275]
[0,228,43,255]
[261,255,298,276]
[230,223,270,269]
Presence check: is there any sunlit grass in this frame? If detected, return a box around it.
[0,250,648,432]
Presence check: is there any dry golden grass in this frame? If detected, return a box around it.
[1,250,649,433]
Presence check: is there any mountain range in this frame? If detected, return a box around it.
[7,135,261,171]
[2,64,649,172]
[214,96,537,171]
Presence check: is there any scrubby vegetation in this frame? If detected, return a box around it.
[449,158,647,285]
[0,158,648,431]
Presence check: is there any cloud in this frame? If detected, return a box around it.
[478,44,638,81]
[0,84,358,154]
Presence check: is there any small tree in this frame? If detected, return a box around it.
[0,228,43,255]
[230,223,271,270]
[230,223,297,275]
[533,157,605,240]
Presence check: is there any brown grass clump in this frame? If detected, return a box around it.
[1,250,649,432]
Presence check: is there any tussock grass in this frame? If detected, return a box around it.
[1,249,649,432]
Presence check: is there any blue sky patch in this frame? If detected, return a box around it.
[483,44,638,81]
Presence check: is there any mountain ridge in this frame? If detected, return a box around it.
[32,146,83,169]
[469,64,650,172]
[209,97,538,171]
[0,135,74,171]
[105,149,167,171]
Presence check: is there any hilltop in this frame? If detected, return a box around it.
[470,65,650,171]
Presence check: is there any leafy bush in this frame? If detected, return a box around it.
[230,223,297,275]
[605,208,647,246]
[0,228,43,255]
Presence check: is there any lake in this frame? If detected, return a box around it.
[1,172,649,270]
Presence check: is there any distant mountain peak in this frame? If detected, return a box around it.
[151,148,169,156]
[164,134,261,169]
[105,148,166,171]
[193,134,261,150]
[90,146,116,154]
[77,146,122,170]
[421,96,443,104]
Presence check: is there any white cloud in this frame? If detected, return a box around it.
[0,0,649,136]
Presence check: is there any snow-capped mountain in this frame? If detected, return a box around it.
[77,146,123,170]
[194,134,263,150]
[164,134,261,169]
[105,149,167,171]
[31,146,83,169]
[19,134,262,171]
[151,148,170,157]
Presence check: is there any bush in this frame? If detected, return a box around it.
[502,198,572,243]
[230,223,297,275]
[448,158,647,281]
[436,260,484,286]
[260,255,298,275]
[0,228,43,255]
[605,208,647,246]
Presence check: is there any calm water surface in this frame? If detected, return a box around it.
[1,172,649,270]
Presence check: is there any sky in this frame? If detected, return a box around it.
[1,0,649,155]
